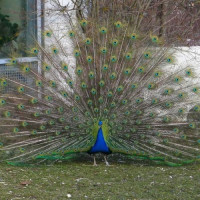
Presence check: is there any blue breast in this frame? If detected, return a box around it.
[89,127,110,153]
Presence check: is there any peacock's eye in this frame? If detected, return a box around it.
[152,37,157,41]
[69,31,75,37]
[138,68,143,72]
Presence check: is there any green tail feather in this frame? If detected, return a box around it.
[0,0,200,166]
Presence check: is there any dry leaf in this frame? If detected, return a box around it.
[20,180,31,186]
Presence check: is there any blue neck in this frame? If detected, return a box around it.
[89,127,110,154]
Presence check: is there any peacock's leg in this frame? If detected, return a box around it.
[93,155,97,166]
[104,155,110,166]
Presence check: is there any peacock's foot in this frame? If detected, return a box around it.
[105,161,110,166]
[104,155,110,166]
[93,156,97,166]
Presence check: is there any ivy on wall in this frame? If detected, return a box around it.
[0,10,19,48]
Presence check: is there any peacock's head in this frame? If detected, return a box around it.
[98,121,103,126]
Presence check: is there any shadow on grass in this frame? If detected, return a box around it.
[4,152,199,169]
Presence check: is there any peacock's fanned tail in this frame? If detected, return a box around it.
[0,0,200,166]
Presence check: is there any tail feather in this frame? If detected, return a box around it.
[0,0,200,165]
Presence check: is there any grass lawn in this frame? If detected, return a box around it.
[0,154,199,200]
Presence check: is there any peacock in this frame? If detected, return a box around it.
[0,0,200,167]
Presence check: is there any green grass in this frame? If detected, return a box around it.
[0,154,200,200]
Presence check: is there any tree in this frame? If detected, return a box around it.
[0,10,19,48]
